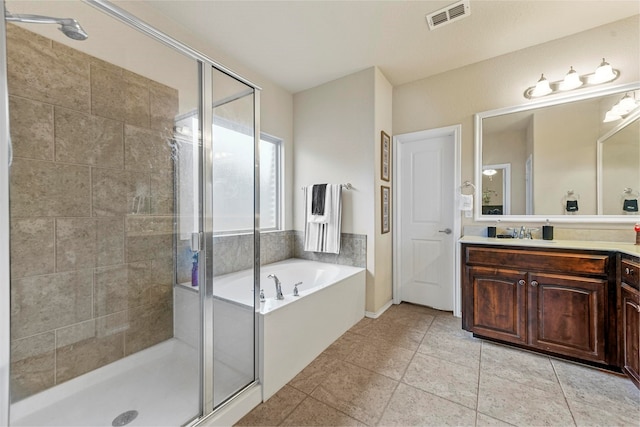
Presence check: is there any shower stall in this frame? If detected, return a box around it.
[0,0,261,425]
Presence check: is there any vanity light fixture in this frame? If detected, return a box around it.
[603,92,639,123]
[524,58,619,99]
[482,169,497,176]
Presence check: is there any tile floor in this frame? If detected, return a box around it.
[236,303,640,426]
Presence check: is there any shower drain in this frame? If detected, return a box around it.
[112,410,139,426]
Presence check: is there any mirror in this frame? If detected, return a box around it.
[598,110,640,215]
[475,82,640,222]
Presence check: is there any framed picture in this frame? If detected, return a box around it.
[381,185,390,234]
[381,131,391,182]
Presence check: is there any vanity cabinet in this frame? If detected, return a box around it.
[620,256,640,388]
[462,244,615,365]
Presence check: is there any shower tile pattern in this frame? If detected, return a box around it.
[7,24,178,401]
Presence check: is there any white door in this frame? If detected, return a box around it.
[396,130,456,310]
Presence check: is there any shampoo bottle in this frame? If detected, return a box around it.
[191,253,199,287]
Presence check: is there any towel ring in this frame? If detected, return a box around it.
[460,181,476,195]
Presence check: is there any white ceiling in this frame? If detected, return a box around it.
[142,1,639,94]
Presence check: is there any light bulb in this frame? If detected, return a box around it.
[603,110,622,123]
[615,93,637,114]
[559,66,582,91]
[531,74,552,97]
[590,58,616,84]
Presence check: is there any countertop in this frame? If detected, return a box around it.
[459,235,640,258]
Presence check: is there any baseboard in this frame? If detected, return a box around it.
[364,299,393,319]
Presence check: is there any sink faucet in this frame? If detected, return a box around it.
[519,225,526,239]
[267,274,284,300]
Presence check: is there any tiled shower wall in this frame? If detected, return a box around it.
[7,24,178,401]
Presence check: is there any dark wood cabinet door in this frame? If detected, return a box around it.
[468,266,527,345]
[528,272,607,363]
[621,284,640,388]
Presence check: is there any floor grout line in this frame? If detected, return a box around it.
[550,358,579,427]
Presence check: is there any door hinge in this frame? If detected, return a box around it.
[191,232,203,253]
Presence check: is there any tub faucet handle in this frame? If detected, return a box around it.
[293,282,302,297]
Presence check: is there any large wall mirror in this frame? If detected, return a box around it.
[475,82,640,223]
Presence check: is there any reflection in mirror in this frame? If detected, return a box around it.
[599,114,640,215]
[482,164,511,215]
[476,82,640,221]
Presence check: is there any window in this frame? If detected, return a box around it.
[212,118,281,234]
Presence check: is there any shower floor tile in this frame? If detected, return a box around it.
[11,339,200,427]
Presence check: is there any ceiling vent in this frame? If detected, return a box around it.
[425,0,471,30]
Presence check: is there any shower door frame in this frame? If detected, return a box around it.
[0,0,263,423]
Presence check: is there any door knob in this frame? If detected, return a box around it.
[531,280,539,287]
[438,228,452,234]
[518,280,525,286]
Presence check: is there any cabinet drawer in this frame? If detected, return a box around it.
[465,246,609,276]
[622,259,640,289]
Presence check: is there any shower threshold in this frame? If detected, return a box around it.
[10,339,199,427]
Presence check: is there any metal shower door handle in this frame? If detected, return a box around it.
[438,228,452,234]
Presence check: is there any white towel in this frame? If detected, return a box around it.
[459,194,473,211]
[304,184,342,254]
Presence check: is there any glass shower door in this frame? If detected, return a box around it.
[206,67,260,410]
[4,1,203,425]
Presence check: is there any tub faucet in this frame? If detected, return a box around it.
[267,274,284,300]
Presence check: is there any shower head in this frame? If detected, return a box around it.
[4,10,88,40]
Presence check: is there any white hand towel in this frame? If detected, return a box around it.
[459,194,473,211]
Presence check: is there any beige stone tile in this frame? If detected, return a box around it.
[92,168,150,216]
[280,396,365,426]
[54,107,124,168]
[126,215,174,235]
[90,62,126,122]
[55,318,125,384]
[55,218,96,271]
[126,261,173,309]
[150,172,174,215]
[429,313,465,333]
[10,332,55,402]
[6,24,90,112]
[552,359,640,418]
[125,300,173,354]
[480,342,561,394]
[475,412,514,426]
[322,331,367,361]
[289,353,344,395]
[94,264,129,316]
[568,397,640,427]
[11,270,93,339]
[10,159,91,217]
[10,218,55,278]
[348,316,375,336]
[379,382,476,426]
[151,258,174,286]
[309,360,397,425]
[477,372,574,426]
[96,217,125,266]
[366,318,426,351]
[124,124,173,172]
[124,70,151,128]
[418,328,481,369]
[126,232,173,263]
[403,352,479,409]
[377,304,435,332]
[149,81,178,132]
[9,95,54,161]
[346,335,414,380]
[235,385,306,426]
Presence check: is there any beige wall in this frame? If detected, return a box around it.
[293,67,393,313]
[393,15,639,230]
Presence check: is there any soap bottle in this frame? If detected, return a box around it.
[542,219,554,240]
[191,253,199,287]
[635,223,640,245]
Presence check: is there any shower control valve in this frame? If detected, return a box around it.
[259,289,265,302]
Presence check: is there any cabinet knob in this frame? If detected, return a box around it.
[626,267,634,276]
[531,280,539,287]
[518,279,526,286]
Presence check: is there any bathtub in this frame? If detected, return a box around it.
[206,258,366,400]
